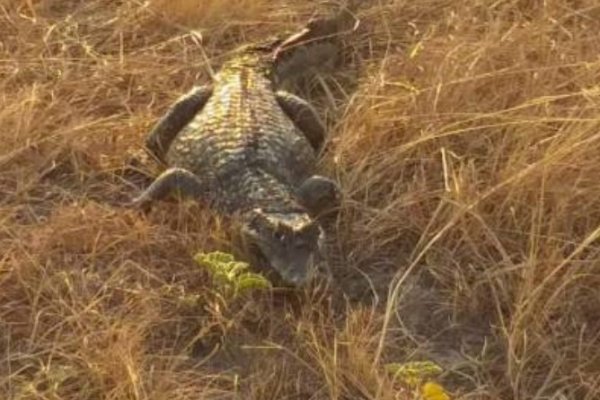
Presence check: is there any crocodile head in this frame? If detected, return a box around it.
[241,208,323,286]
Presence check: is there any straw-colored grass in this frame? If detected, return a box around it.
[2,0,600,399]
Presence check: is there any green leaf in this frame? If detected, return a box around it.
[194,251,235,268]
[235,272,272,293]
[194,251,271,299]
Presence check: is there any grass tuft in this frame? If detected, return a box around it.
[2,0,600,399]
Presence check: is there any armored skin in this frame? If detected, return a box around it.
[131,11,357,285]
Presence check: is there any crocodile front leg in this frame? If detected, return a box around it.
[130,167,213,212]
[145,85,213,161]
[276,91,326,152]
[296,175,341,217]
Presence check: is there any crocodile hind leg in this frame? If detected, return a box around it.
[130,167,213,212]
[276,91,326,152]
[296,175,341,217]
[145,85,213,161]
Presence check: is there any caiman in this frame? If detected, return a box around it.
[131,9,358,286]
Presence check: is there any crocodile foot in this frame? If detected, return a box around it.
[128,167,210,212]
[296,175,341,218]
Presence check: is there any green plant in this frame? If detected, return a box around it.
[194,251,271,299]
[385,361,450,400]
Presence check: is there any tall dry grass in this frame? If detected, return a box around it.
[1,0,600,399]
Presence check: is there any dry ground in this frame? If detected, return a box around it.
[2,0,600,399]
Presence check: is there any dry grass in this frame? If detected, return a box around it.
[2,0,600,399]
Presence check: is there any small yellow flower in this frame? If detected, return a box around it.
[421,381,451,400]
